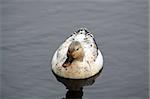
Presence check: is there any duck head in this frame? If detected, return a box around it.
[63,41,84,67]
[68,41,84,61]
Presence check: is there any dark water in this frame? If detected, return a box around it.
[2,0,148,99]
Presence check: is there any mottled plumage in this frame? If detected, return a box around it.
[52,28,103,79]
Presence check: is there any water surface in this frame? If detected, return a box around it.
[2,0,148,99]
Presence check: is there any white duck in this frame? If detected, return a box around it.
[52,28,103,79]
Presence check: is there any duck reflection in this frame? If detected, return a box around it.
[53,68,103,99]
[63,89,83,99]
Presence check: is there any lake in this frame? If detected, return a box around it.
[2,0,148,99]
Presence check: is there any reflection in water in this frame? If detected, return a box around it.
[53,68,103,99]
[64,89,83,99]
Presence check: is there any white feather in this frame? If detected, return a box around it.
[52,29,103,79]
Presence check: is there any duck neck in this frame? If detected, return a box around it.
[74,54,84,62]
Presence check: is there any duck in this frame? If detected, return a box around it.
[51,28,103,79]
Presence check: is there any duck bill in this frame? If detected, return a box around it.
[62,56,74,68]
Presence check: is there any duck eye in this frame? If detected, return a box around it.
[76,48,79,51]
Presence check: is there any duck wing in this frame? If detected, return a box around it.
[82,33,98,63]
[53,34,75,66]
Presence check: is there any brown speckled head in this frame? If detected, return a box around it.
[67,41,84,61]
